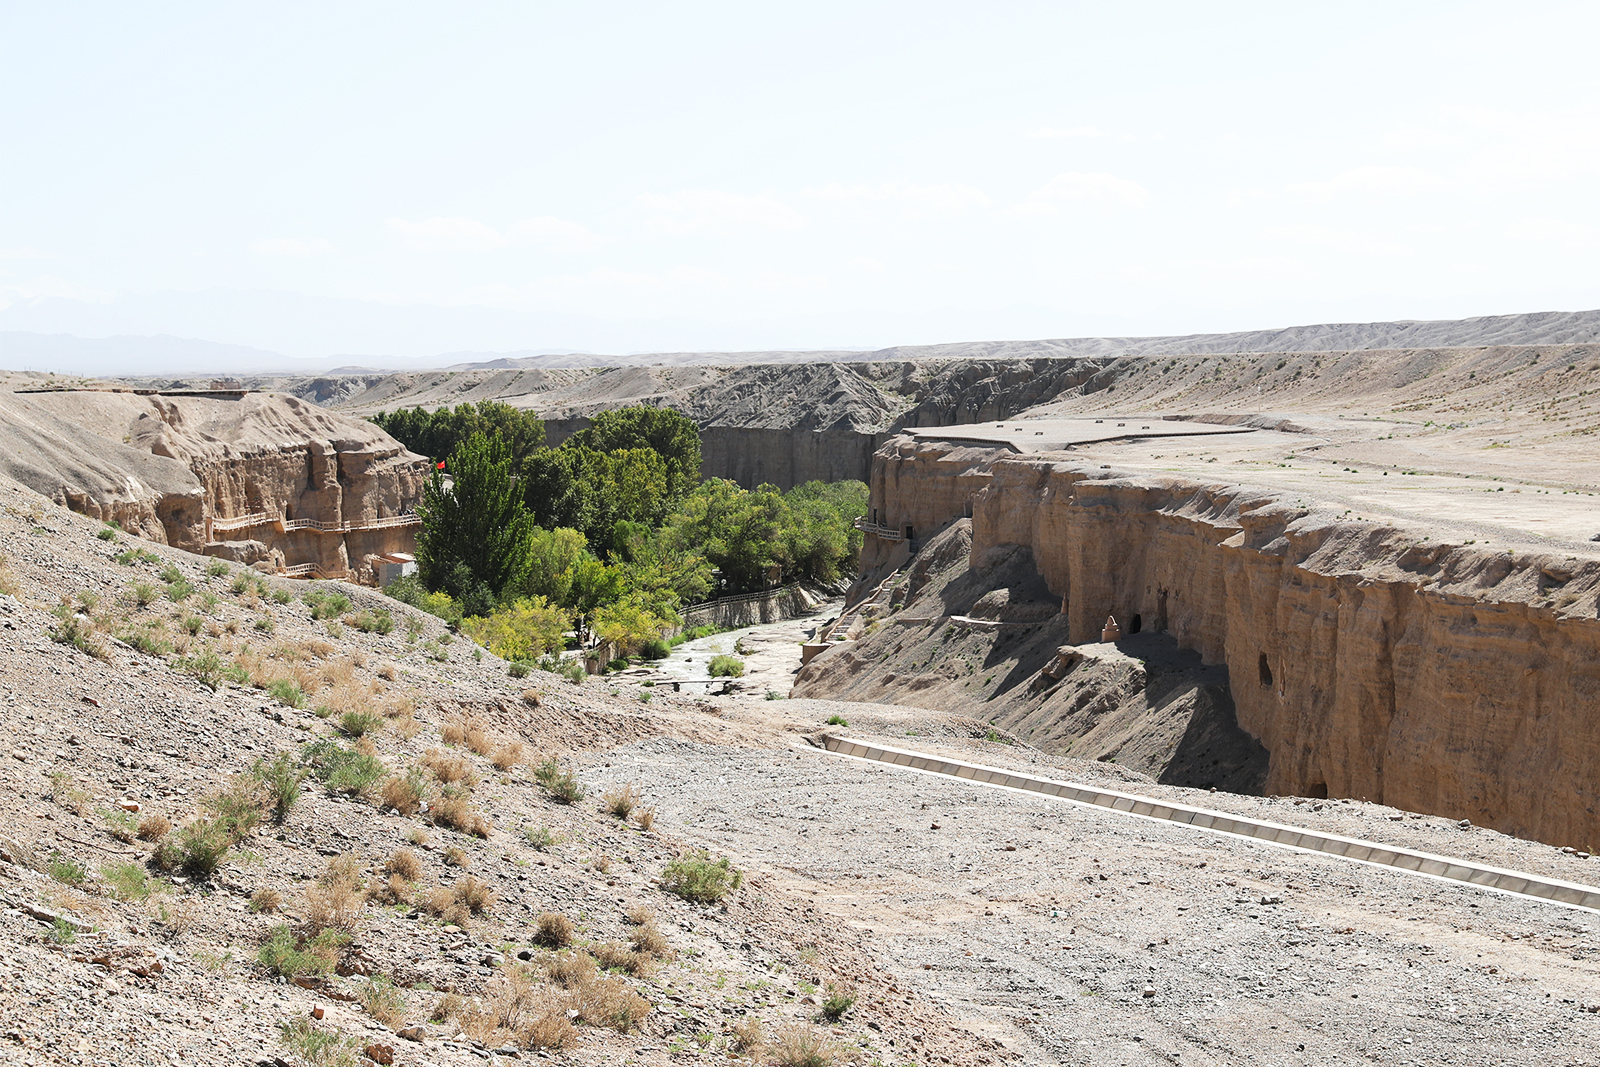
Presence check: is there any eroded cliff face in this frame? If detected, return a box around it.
[11,390,429,580]
[824,436,1600,848]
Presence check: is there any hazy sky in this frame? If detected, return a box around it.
[4,2,1600,360]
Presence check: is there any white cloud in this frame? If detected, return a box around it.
[0,247,54,261]
[1287,166,1443,201]
[1026,125,1108,139]
[1264,224,1414,257]
[637,190,803,235]
[505,216,608,252]
[806,182,991,218]
[385,215,606,253]
[1504,218,1593,247]
[386,216,507,252]
[1014,172,1150,214]
[251,236,336,257]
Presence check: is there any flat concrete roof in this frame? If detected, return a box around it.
[907,417,1258,453]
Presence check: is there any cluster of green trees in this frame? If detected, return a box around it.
[374,402,867,663]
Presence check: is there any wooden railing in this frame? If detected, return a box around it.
[853,518,907,542]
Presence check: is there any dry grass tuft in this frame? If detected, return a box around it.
[366,872,411,905]
[490,742,523,772]
[631,922,674,961]
[767,1022,836,1067]
[136,815,172,841]
[592,940,655,977]
[304,855,366,934]
[427,791,493,838]
[380,771,426,816]
[533,912,574,948]
[624,903,654,926]
[729,1016,765,1056]
[429,992,465,1023]
[544,949,596,988]
[376,661,398,681]
[464,969,575,1050]
[440,720,466,746]
[357,976,408,1028]
[421,885,471,927]
[520,689,541,708]
[249,887,282,914]
[386,848,422,882]
[452,875,494,914]
[570,971,650,1032]
[443,845,469,868]
[602,783,640,820]
[423,747,478,787]
[463,725,494,757]
[633,805,656,832]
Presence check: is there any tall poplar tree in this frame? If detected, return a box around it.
[415,431,536,615]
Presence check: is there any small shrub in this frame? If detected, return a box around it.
[47,918,77,945]
[267,679,304,708]
[825,714,847,726]
[491,742,524,771]
[637,636,670,660]
[250,752,306,824]
[535,759,585,805]
[305,861,366,934]
[533,912,573,947]
[304,589,353,620]
[181,615,204,636]
[661,850,743,903]
[154,821,231,878]
[440,720,466,745]
[166,578,195,602]
[765,690,783,700]
[430,992,465,1023]
[523,824,557,850]
[137,814,172,841]
[95,525,117,541]
[358,975,408,1028]
[269,588,292,605]
[347,609,395,635]
[254,617,274,633]
[820,981,856,1021]
[508,661,530,678]
[338,709,385,737]
[101,806,139,842]
[174,649,226,689]
[707,654,744,678]
[603,783,640,820]
[277,1018,361,1065]
[49,771,89,815]
[463,725,494,757]
[443,845,469,868]
[260,926,345,978]
[47,851,87,887]
[205,560,229,577]
[520,689,541,708]
[633,806,656,832]
[606,657,630,673]
[571,971,650,1031]
[302,739,387,797]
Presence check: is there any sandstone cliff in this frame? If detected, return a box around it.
[801,435,1600,849]
[1,389,429,580]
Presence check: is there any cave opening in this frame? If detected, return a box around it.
[1128,613,1142,634]
[1258,653,1273,687]
[1306,781,1329,799]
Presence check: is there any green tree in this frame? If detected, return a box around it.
[415,432,537,607]
[372,401,545,475]
[590,594,677,658]
[462,596,571,661]
[567,407,701,503]
[661,478,787,595]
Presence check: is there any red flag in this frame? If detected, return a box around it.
[436,460,446,470]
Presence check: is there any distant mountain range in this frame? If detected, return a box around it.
[6,307,1600,378]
